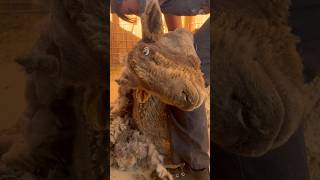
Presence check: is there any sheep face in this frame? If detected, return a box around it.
[126,28,207,111]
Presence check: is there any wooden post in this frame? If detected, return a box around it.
[112,13,119,24]
[184,16,195,32]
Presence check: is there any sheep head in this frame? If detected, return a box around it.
[212,0,307,156]
[124,0,207,111]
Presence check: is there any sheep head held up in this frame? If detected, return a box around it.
[125,0,207,111]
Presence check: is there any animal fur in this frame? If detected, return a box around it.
[212,2,320,179]
[212,0,309,156]
[110,0,208,179]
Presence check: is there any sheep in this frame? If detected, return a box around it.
[110,0,208,179]
[211,0,319,160]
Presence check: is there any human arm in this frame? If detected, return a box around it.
[163,14,182,31]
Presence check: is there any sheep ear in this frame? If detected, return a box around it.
[141,0,163,42]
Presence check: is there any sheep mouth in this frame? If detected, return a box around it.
[177,82,205,111]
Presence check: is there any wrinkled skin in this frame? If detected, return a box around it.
[127,28,207,111]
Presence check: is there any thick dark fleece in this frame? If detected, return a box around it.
[212,0,308,156]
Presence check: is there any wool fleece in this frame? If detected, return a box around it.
[212,0,309,157]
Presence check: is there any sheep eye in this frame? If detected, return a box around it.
[143,47,150,56]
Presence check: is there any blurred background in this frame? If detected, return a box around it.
[0,0,48,130]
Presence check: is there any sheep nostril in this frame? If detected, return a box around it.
[182,90,191,103]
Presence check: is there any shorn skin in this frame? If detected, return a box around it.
[212,0,320,161]
[110,0,208,179]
